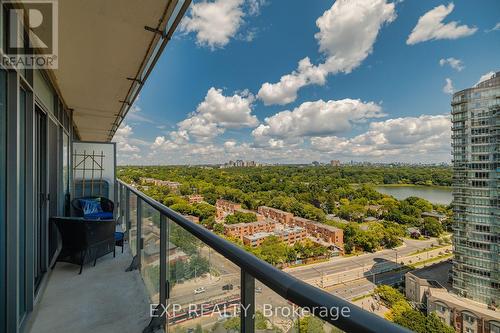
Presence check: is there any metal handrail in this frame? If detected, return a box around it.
[118,179,411,333]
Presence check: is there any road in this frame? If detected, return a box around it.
[285,238,440,281]
[167,238,448,331]
[327,270,405,300]
[169,238,445,306]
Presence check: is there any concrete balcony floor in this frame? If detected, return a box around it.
[27,247,153,333]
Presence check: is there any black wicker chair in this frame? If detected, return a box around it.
[51,217,116,274]
[71,197,126,251]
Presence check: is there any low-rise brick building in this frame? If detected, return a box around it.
[290,216,343,249]
[216,199,242,220]
[187,194,204,204]
[139,177,181,192]
[216,199,264,222]
[224,219,277,241]
[243,226,306,247]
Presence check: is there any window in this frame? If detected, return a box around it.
[437,304,447,313]
[463,313,476,323]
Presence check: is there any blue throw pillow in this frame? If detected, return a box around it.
[114,232,124,241]
[79,199,103,215]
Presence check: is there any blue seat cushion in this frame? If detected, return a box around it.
[84,211,114,220]
[114,232,124,241]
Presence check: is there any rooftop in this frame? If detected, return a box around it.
[276,226,305,235]
[244,232,273,241]
[407,260,452,291]
[225,219,275,228]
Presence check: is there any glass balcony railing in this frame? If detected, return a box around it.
[116,180,411,333]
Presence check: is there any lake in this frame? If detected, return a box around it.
[374,185,452,205]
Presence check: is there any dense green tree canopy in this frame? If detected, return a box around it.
[119,165,450,255]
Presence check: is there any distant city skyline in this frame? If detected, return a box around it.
[114,0,500,165]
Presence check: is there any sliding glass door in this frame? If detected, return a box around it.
[0,69,7,333]
[34,106,47,289]
[47,118,59,263]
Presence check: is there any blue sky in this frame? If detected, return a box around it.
[114,0,500,165]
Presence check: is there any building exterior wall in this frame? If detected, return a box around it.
[427,292,499,333]
[451,72,500,306]
[258,206,294,225]
[276,227,307,246]
[216,199,242,220]
[1,65,76,333]
[405,274,428,305]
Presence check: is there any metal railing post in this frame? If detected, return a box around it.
[118,184,123,225]
[125,189,130,231]
[136,196,142,270]
[160,215,168,330]
[241,270,255,333]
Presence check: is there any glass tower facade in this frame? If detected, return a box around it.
[451,72,500,306]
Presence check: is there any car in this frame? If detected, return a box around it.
[255,287,262,293]
[194,287,206,294]
[222,284,233,291]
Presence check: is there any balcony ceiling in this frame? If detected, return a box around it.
[51,0,174,141]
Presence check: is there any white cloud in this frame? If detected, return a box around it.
[257,57,327,106]
[180,0,266,49]
[159,87,259,143]
[257,0,396,105]
[314,0,396,67]
[247,0,266,16]
[443,78,454,94]
[180,0,244,49]
[310,115,451,161]
[252,98,385,144]
[128,111,454,165]
[486,22,500,32]
[145,114,451,165]
[407,3,477,45]
[113,124,140,153]
[475,71,495,86]
[177,115,225,143]
[195,87,258,128]
[439,57,464,71]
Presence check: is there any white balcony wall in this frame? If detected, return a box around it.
[72,141,116,203]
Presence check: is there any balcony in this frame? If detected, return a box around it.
[35,178,410,332]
